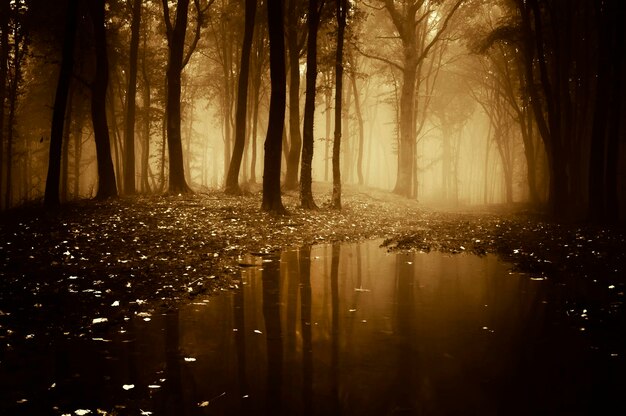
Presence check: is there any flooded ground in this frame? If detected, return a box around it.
[1,239,625,415]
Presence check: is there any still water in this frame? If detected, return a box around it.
[2,240,625,415]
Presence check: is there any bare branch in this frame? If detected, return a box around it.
[182,0,204,67]
[161,0,173,38]
[416,0,464,65]
[353,42,404,72]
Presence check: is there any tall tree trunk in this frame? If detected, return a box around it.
[225,0,257,194]
[61,92,73,202]
[5,24,24,208]
[73,108,85,199]
[44,0,78,207]
[162,0,192,194]
[300,0,324,209]
[261,0,287,213]
[90,0,118,199]
[351,74,365,186]
[124,0,141,195]
[283,0,302,190]
[332,0,348,209]
[0,1,8,205]
[140,32,152,193]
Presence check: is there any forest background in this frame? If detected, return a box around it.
[0,0,624,223]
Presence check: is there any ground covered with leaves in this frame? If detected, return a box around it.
[1,184,625,345]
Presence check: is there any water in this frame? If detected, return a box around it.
[2,240,625,415]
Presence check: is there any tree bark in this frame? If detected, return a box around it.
[140,27,152,193]
[351,73,365,186]
[0,1,8,205]
[262,0,287,213]
[283,0,303,190]
[89,0,118,199]
[300,0,324,209]
[44,0,78,207]
[162,0,192,194]
[225,0,257,195]
[332,0,348,209]
[124,0,142,194]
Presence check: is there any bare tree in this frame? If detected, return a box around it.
[300,0,326,209]
[331,0,349,209]
[44,0,78,207]
[262,0,287,213]
[123,0,142,195]
[225,0,257,195]
[161,0,205,194]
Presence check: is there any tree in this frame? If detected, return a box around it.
[44,0,78,207]
[123,0,142,195]
[261,0,287,213]
[283,0,306,190]
[364,0,463,198]
[161,0,204,194]
[0,0,8,205]
[89,0,118,199]
[300,0,326,209]
[225,0,257,195]
[331,0,348,209]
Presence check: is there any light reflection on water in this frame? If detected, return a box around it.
[3,240,625,415]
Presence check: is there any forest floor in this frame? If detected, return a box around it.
[1,183,625,344]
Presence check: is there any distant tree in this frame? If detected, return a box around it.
[225,0,257,195]
[300,0,326,209]
[123,0,142,195]
[89,0,118,199]
[362,0,463,198]
[44,0,77,207]
[261,0,287,213]
[331,0,348,209]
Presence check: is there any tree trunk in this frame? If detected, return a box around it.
[332,0,348,209]
[0,1,8,205]
[225,0,257,195]
[140,32,152,193]
[61,92,73,202]
[124,0,141,195]
[324,83,331,182]
[351,74,365,186]
[262,0,287,213]
[283,0,303,190]
[162,0,192,194]
[73,108,85,198]
[300,0,324,209]
[89,0,118,199]
[393,63,417,197]
[44,0,78,207]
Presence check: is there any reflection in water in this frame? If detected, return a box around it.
[299,245,313,416]
[262,256,283,415]
[2,240,625,415]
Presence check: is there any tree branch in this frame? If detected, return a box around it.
[416,0,464,65]
[161,0,173,38]
[353,42,404,72]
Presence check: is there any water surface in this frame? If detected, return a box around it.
[2,240,624,415]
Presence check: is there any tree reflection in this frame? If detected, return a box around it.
[163,310,184,415]
[393,253,417,413]
[299,245,313,416]
[330,243,341,414]
[233,280,250,413]
[262,256,283,415]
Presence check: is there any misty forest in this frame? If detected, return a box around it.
[1,0,625,414]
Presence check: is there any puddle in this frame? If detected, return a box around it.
[1,240,625,415]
